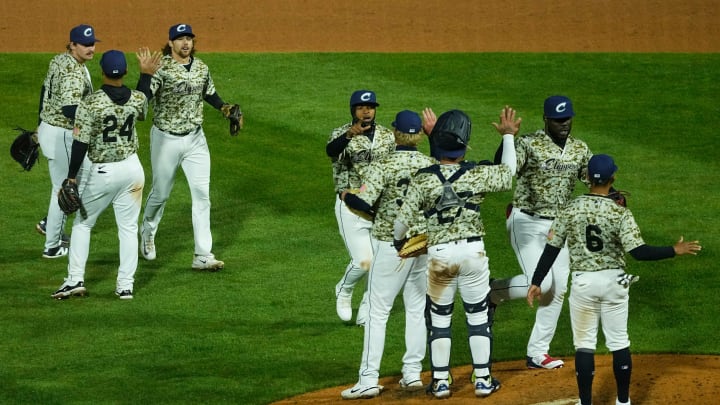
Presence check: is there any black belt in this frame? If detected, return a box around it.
[519,208,555,221]
[164,126,200,136]
[449,236,483,244]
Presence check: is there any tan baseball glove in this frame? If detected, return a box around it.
[397,233,428,258]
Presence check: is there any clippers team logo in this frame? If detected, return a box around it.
[83,28,94,39]
[176,25,189,34]
[360,92,373,102]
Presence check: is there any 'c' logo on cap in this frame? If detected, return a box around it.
[84,28,93,38]
[555,102,568,113]
[177,24,188,33]
[360,92,372,101]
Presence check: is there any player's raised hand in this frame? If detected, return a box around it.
[136,47,162,75]
[527,284,542,307]
[422,107,437,135]
[673,236,702,256]
[492,105,522,136]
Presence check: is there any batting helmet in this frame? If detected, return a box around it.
[430,109,471,159]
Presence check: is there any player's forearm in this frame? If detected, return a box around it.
[500,134,517,175]
[531,244,562,286]
[135,74,154,101]
[326,134,351,157]
[629,244,675,261]
[67,140,88,179]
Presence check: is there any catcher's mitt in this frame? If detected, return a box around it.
[10,127,40,171]
[221,103,242,136]
[58,179,87,218]
[397,233,428,258]
[608,189,629,207]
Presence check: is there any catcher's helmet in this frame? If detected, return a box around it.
[430,109,471,159]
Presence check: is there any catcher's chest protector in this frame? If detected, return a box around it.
[421,164,479,224]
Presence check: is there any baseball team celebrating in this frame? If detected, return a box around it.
[37,23,242,300]
[33,23,701,405]
[327,90,701,404]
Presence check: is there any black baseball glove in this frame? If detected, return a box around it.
[608,188,629,207]
[221,103,243,136]
[10,127,40,171]
[58,179,87,218]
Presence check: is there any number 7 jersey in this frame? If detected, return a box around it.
[74,86,148,163]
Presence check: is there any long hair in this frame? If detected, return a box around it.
[162,40,197,57]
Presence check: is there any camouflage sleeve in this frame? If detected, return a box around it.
[619,209,645,252]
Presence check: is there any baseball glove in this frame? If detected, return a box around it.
[397,233,428,258]
[57,179,87,218]
[608,189,629,207]
[10,127,40,171]
[221,103,242,136]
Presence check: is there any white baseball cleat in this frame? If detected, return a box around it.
[527,354,564,369]
[399,376,424,391]
[335,284,353,322]
[192,254,224,271]
[140,226,156,261]
[340,383,383,399]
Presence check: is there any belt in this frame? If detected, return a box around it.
[164,126,200,136]
[519,208,555,221]
[449,236,483,244]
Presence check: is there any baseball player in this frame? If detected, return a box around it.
[527,154,701,405]
[339,110,434,399]
[36,24,97,258]
[135,23,242,271]
[394,107,519,399]
[490,95,592,369]
[326,90,396,325]
[51,50,151,300]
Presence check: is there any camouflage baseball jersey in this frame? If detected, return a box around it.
[327,123,396,193]
[148,55,216,134]
[355,148,435,241]
[74,87,148,163]
[513,130,592,217]
[546,194,645,272]
[39,53,93,129]
[400,163,513,246]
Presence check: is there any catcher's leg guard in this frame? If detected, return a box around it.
[427,297,454,381]
[464,298,493,374]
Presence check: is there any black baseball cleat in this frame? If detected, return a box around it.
[115,290,134,300]
[52,281,87,300]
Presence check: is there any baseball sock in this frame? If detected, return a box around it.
[612,347,632,403]
[575,350,595,405]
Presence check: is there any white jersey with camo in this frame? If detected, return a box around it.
[148,55,216,133]
[65,86,148,294]
[514,130,592,217]
[327,123,396,193]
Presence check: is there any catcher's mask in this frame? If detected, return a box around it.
[349,90,379,117]
[430,109,471,160]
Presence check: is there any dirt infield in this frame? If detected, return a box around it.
[5,1,717,403]
[1,0,718,52]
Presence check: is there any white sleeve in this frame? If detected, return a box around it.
[501,134,517,175]
[393,219,410,240]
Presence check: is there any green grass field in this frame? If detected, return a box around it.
[0,52,718,404]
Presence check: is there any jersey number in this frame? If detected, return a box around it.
[585,224,603,252]
[103,114,135,143]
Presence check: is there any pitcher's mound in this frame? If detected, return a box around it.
[274,354,719,404]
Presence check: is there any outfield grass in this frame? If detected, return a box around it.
[0,53,718,404]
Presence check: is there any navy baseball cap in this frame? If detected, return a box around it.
[169,24,195,40]
[100,50,127,78]
[588,154,618,182]
[544,95,575,119]
[70,24,99,45]
[392,110,422,134]
[350,90,379,108]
